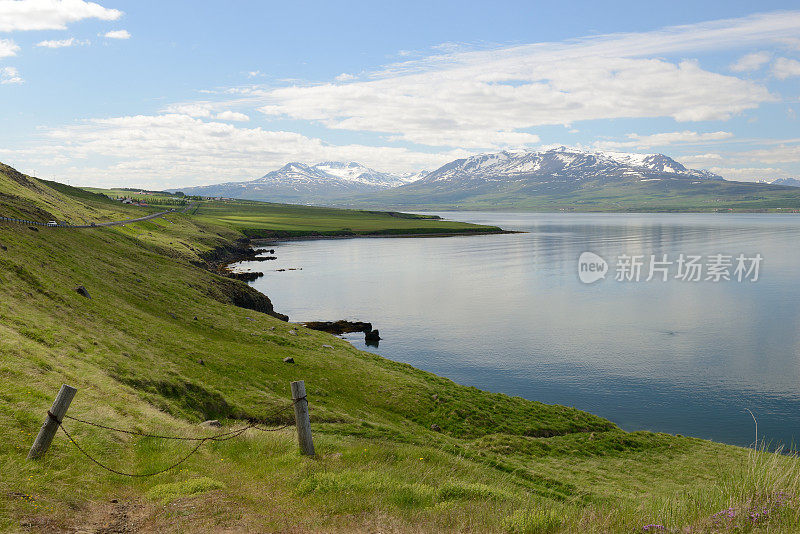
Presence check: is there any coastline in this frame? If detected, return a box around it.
[249,228,520,244]
[209,227,516,272]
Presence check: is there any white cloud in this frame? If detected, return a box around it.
[0,66,22,84]
[335,73,356,82]
[595,131,734,150]
[0,37,19,57]
[164,103,214,118]
[256,58,768,149]
[680,153,724,163]
[245,70,263,78]
[19,114,465,188]
[772,57,800,79]
[730,51,771,72]
[0,0,121,32]
[685,140,800,181]
[248,12,800,149]
[104,29,130,39]
[36,37,88,48]
[710,166,793,182]
[215,110,249,122]
[164,103,249,122]
[736,142,800,164]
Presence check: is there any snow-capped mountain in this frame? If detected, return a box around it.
[313,161,414,187]
[173,148,728,208]
[344,147,735,209]
[397,169,431,184]
[173,161,424,204]
[772,177,800,187]
[417,147,722,184]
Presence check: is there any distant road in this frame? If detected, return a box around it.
[0,203,196,228]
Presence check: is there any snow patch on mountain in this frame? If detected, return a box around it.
[419,147,723,183]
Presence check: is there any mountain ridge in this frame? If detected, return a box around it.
[416,147,722,185]
[172,148,722,204]
[169,149,800,211]
[173,160,423,203]
[772,177,800,187]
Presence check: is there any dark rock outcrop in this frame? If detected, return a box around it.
[365,329,381,342]
[198,238,256,269]
[199,240,288,321]
[207,276,288,321]
[225,271,263,282]
[302,320,373,335]
[75,285,91,299]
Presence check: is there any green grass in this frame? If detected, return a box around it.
[146,477,224,504]
[2,164,800,532]
[0,164,159,224]
[83,187,191,208]
[191,199,503,238]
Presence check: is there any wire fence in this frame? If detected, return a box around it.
[0,215,49,226]
[50,400,300,478]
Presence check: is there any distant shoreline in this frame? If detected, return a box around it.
[248,228,519,244]
[340,207,800,214]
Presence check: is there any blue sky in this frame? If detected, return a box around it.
[0,0,799,188]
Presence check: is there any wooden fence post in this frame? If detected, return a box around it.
[290,380,315,456]
[27,384,77,460]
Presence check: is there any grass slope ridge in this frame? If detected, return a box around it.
[1,164,799,532]
[0,164,161,224]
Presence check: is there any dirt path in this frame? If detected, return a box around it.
[73,500,150,534]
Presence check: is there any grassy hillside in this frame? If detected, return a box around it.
[344,176,800,212]
[2,165,800,532]
[0,164,161,224]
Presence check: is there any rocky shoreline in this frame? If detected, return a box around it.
[303,320,382,345]
[198,239,288,321]
[209,226,511,340]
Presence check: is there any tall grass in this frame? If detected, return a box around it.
[569,442,800,533]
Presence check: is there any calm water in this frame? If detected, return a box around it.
[237,213,800,448]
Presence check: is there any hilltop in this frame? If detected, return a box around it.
[1,163,799,532]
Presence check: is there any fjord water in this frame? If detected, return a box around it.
[240,213,800,448]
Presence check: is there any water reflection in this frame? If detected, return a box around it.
[239,213,800,448]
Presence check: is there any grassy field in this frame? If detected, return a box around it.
[82,187,192,209]
[189,199,503,238]
[79,186,504,237]
[2,164,800,532]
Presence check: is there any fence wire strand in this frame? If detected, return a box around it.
[55,399,301,477]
